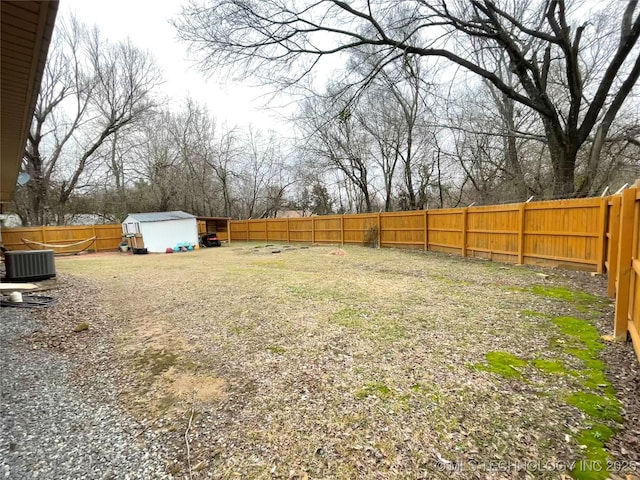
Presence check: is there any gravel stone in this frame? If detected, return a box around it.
[0,308,171,479]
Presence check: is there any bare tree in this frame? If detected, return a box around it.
[299,96,375,212]
[16,14,161,225]
[208,124,240,217]
[175,0,640,197]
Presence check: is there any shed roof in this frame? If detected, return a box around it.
[125,211,196,223]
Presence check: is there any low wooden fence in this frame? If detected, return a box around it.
[230,196,608,271]
[1,224,122,254]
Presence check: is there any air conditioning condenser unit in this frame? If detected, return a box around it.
[4,250,56,281]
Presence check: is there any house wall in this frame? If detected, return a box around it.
[139,218,198,253]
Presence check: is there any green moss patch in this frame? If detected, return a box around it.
[73,322,89,332]
[476,351,527,379]
[135,348,179,375]
[355,382,394,400]
[266,345,286,354]
[530,285,608,315]
[474,313,623,479]
[552,317,604,353]
[571,423,616,480]
[531,358,567,375]
[520,309,550,318]
[331,307,369,329]
[368,324,407,341]
[531,285,602,304]
[566,392,622,423]
[581,372,616,397]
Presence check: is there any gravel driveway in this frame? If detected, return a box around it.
[0,308,171,480]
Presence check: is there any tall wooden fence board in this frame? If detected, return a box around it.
[608,181,640,361]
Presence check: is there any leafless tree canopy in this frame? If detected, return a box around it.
[175,0,640,196]
[17,15,162,226]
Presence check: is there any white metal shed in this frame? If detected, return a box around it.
[122,211,198,253]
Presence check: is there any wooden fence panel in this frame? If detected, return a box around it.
[288,218,312,243]
[380,211,424,248]
[343,214,378,244]
[630,187,640,361]
[229,221,249,241]
[93,225,124,251]
[606,196,622,298]
[266,219,288,242]
[466,205,519,263]
[2,227,45,251]
[314,216,342,243]
[522,198,602,270]
[246,220,266,242]
[426,209,464,254]
[2,224,122,253]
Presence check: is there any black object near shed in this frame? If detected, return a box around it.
[196,217,230,243]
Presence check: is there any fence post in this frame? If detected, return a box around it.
[340,215,344,246]
[311,217,315,244]
[517,203,526,264]
[607,196,621,298]
[596,197,608,274]
[461,208,468,257]
[264,220,268,242]
[614,187,635,338]
[246,221,249,242]
[41,226,47,251]
[92,225,98,252]
[424,210,428,251]
[377,213,381,248]
[286,218,290,244]
[227,220,231,245]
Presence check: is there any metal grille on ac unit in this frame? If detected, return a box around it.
[4,250,56,281]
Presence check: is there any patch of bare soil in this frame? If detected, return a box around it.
[21,245,640,479]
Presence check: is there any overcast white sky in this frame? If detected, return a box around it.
[62,0,291,133]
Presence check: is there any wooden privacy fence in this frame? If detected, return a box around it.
[605,181,640,360]
[1,224,122,254]
[230,196,609,271]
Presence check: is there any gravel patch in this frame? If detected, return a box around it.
[0,307,171,480]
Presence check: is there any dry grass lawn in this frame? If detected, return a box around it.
[54,243,624,479]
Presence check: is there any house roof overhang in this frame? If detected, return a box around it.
[1,1,59,203]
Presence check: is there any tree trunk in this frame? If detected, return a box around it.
[550,146,577,197]
[502,94,528,200]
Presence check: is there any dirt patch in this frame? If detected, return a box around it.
[164,370,226,402]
